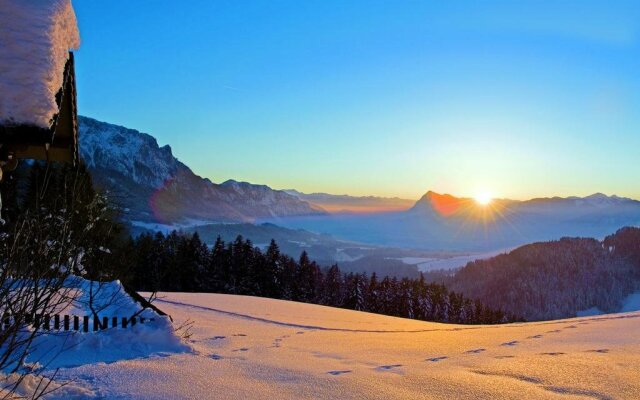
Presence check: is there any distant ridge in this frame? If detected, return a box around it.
[265,189,640,252]
[285,189,415,214]
[410,190,639,216]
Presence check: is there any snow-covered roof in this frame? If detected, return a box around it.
[0,0,80,129]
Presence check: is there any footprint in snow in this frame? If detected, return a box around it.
[546,329,561,334]
[376,364,403,371]
[587,349,609,354]
[527,334,543,339]
[210,354,223,360]
[540,352,565,356]
[233,333,247,337]
[465,348,486,354]
[296,331,305,335]
[501,341,519,347]
[426,356,448,362]
[211,336,226,340]
[233,348,249,352]
[494,355,515,359]
[564,325,577,329]
[327,370,352,376]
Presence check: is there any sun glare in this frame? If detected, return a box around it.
[474,192,493,206]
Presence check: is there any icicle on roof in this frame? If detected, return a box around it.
[0,0,80,129]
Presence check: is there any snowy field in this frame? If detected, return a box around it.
[398,248,512,272]
[40,292,640,399]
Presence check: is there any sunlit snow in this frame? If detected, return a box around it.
[0,0,79,128]
[40,292,640,399]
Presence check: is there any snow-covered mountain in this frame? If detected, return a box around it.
[78,116,326,224]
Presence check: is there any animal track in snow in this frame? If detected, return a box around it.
[501,341,519,347]
[327,370,352,376]
[527,334,543,339]
[426,356,448,362]
[586,349,609,354]
[465,348,485,354]
[540,352,565,356]
[376,364,403,371]
[233,348,249,352]
[209,354,223,360]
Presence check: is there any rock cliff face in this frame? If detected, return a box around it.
[78,116,326,223]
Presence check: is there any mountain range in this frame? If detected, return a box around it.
[284,189,414,213]
[264,190,640,251]
[78,116,326,224]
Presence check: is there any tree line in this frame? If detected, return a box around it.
[118,232,518,324]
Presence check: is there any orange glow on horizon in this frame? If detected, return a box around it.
[428,192,466,217]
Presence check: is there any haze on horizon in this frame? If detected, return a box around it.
[74,0,640,201]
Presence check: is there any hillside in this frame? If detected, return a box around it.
[78,116,326,224]
[50,292,640,399]
[448,227,640,321]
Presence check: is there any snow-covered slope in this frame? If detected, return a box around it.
[49,292,640,399]
[0,0,79,128]
[78,116,326,223]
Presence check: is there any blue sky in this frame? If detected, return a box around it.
[74,0,640,200]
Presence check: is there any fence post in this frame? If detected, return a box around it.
[23,314,156,332]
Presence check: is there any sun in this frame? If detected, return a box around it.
[474,191,493,206]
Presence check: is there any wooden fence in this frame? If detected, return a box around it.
[1,314,156,332]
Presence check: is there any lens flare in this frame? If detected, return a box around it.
[474,192,492,206]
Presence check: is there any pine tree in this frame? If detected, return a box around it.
[321,265,344,306]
